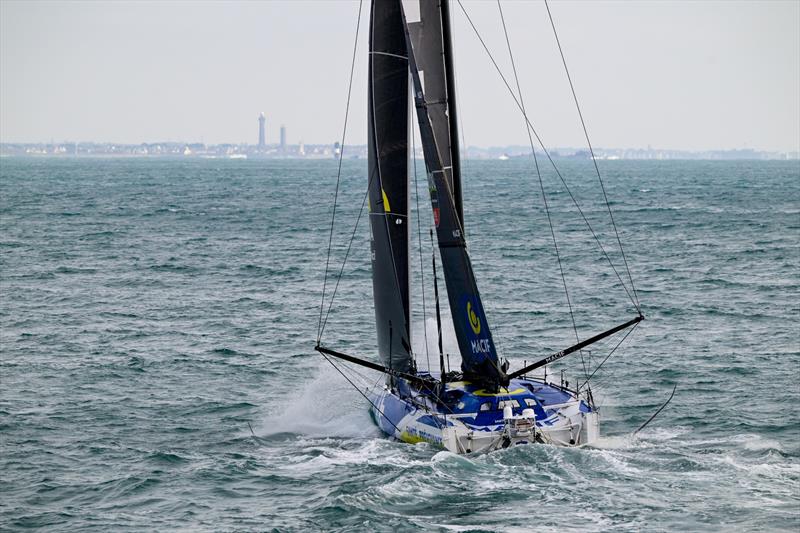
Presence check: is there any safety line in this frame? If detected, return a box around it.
[318,169,374,342]
[578,320,640,391]
[544,0,641,310]
[455,0,641,315]
[412,130,432,372]
[319,352,402,434]
[496,0,589,384]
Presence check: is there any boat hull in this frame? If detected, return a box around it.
[369,377,599,453]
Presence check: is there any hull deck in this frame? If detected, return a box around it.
[369,375,598,453]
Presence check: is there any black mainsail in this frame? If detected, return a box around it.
[401,1,505,387]
[368,0,413,374]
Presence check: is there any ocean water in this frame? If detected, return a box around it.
[1,157,798,531]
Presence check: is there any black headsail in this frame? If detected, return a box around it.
[400,1,506,389]
[368,0,413,374]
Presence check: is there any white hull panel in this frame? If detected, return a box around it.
[369,377,600,453]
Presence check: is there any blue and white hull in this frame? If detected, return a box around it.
[369,376,599,453]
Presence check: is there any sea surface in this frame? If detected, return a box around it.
[1,157,798,532]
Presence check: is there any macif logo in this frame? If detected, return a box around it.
[462,295,494,356]
[461,295,493,357]
[467,301,481,335]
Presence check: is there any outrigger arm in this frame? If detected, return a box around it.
[317,314,642,387]
[507,314,644,380]
[314,345,436,390]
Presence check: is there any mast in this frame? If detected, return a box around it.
[440,0,463,228]
[368,0,413,374]
[411,0,463,230]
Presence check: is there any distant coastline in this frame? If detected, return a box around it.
[1,142,797,161]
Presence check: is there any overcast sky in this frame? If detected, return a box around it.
[1,0,798,151]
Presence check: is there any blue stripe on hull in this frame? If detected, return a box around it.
[368,378,596,448]
[369,389,409,438]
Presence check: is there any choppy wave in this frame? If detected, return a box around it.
[1,158,798,531]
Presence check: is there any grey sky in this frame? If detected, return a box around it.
[1,0,798,151]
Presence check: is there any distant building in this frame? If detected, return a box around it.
[280,125,286,152]
[258,112,266,149]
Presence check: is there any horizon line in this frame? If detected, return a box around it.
[1,140,798,155]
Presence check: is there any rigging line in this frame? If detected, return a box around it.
[412,128,432,372]
[413,381,459,419]
[426,147,511,380]
[448,17,509,364]
[324,342,457,421]
[337,357,378,385]
[448,8,506,365]
[496,0,588,384]
[403,12,507,383]
[318,169,375,342]
[582,356,621,398]
[427,181,508,381]
[449,20,498,362]
[544,0,640,309]
[459,0,637,313]
[400,378,458,425]
[578,320,640,391]
[634,384,677,436]
[318,0,365,342]
[455,0,640,314]
[367,372,384,395]
[318,331,459,424]
[319,351,402,434]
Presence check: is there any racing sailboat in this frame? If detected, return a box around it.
[315,0,643,453]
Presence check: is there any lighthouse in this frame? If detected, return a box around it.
[258,112,266,150]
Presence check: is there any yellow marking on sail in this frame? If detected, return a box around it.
[473,387,526,397]
[467,301,481,335]
[382,189,391,212]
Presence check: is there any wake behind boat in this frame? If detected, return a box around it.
[315,0,647,453]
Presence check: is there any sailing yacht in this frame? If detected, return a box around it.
[315,0,643,453]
